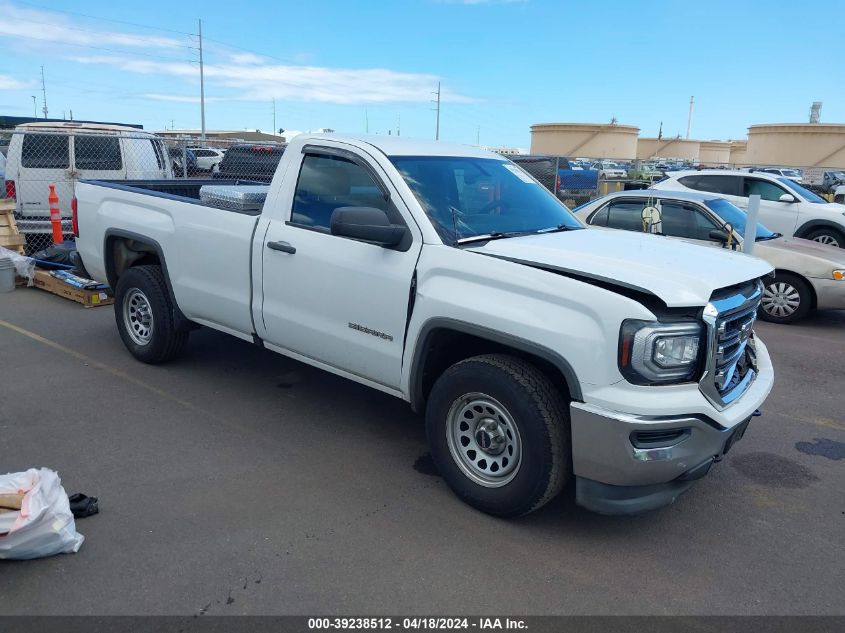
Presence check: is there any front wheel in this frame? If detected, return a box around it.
[805,227,844,248]
[425,354,570,517]
[759,272,813,324]
[114,265,189,363]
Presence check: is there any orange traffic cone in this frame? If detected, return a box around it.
[48,184,63,244]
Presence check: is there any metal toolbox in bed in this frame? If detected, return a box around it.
[199,185,270,212]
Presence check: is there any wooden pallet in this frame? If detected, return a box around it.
[0,199,25,255]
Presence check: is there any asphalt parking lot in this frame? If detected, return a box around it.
[0,287,843,616]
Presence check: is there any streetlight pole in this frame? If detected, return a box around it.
[31,96,36,118]
[198,19,206,142]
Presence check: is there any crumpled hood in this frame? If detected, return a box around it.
[468,229,773,307]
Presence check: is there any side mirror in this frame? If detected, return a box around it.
[778,193,796,203]
[330,206,408,247]
[708,229,730,243]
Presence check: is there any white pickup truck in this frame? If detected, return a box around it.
[75,134,775,516]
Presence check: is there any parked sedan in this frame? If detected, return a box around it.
[654,169,845,247]
[589,160,627,180]
[573,189,845,324]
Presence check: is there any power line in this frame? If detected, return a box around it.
[5,32,197,63]
[14,0,195,36]
[4,14,195,48]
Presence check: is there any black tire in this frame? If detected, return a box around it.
[425,354,570,517]
[804,227,844,249]
[114,265,189,363]
[759,272,813,324]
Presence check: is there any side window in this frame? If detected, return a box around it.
[605,200,648,232]
[75,135,122,171]
[660,202,719,240]
[588,205,609,226]
[678,175,700,190]
[743,178,787,202]
[21,133,70,169]
[695,175,739,195]
[291,154,389,231]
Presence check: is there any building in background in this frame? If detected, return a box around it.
[530,123,639,159]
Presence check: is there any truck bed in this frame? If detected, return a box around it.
[79,179,268,215]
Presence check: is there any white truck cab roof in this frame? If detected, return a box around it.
[293,133,502,159]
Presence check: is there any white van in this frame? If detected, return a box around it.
[4,122,171,239]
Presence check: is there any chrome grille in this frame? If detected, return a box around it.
[714,304,757,391]
[699,281,763,411]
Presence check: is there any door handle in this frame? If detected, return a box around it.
[267,240,296,254]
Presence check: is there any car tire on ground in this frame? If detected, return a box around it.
[805,227,844,248]
[759,272,813,324]
[114,265,189,363]
[425,354,570,517]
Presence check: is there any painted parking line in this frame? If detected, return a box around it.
[0,318,200,413]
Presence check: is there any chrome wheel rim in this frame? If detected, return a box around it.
[123,288,154,345]
[446,393,522,488]
[812,234,839,247]
[762,282,801,318]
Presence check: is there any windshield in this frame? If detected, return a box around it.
[778,177,828,204]
[705,198,778,241]
[390,156,583,243]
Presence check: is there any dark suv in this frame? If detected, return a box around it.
[214,143,287,182]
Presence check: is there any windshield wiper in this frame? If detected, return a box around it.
[536,223,584,234]
[456,231,532,245]
[756,232,782,242]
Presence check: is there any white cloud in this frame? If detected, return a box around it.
[3,1,474,106]
[228,52,265,65]
[0,2,186,50]
[0,74,33,89]
[71,55,476,105]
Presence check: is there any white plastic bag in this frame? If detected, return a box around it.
[0,468,84,559]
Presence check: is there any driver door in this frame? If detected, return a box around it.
[258,147,422,391]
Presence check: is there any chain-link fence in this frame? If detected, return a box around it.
[504,153,845,206]
[3,125,844,255]
[0,128,286,254]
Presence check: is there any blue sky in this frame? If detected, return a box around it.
[1,0,842,147]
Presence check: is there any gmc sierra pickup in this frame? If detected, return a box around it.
[75,134,775,516]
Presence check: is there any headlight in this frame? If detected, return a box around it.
[833,270,845,281]
[619,320,703,384]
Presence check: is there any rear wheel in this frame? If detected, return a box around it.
[114,265,189,363]
[805,227,844,248]
[759,272,813,324]
[425,354,570,517]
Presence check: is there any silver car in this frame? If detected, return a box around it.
[573,189,845,324]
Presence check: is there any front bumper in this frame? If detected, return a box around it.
[809,277,845,311]
[570,339,773,515]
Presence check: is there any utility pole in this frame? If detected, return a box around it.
[272,99,276,136]
[686,96,694,139]
[476,125,480,145]
[198,19,206,141]
[365,108,369,133]
[31,95,36,117]
[397,113,400,137]
[40,66,48,119]
[432,81,441,140]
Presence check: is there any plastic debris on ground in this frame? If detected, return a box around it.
[0,245,35,285]
[0,468,85,560]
